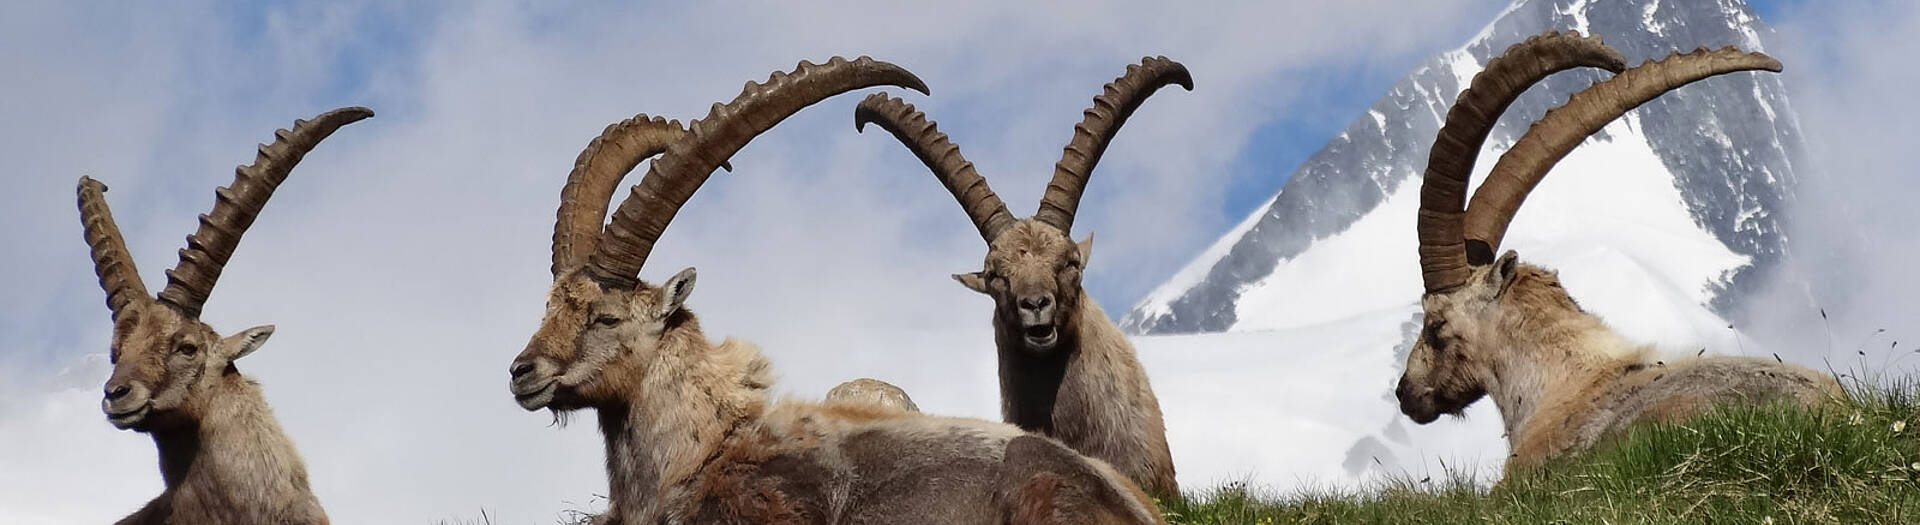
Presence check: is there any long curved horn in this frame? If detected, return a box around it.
[587,57,929,287]
[552,114,697,276]
[1418,32,1626,293]
[157,106,374,317]
[854,92,1016,241]
[77,177,149,317]
[1033,56,1193,233]
[1462,47,1782,262]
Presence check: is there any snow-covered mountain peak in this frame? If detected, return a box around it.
[1123,0,1808,487]
[1122,0,1801,342]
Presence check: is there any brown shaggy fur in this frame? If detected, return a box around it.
[103,300,328,525]
[510,268,1165,524]
[955,220,1179,497]
[1397,250,1842,470]
[825,378,920,412]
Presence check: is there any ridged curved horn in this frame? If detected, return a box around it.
[158,106,373,317]
[1418,32,1627,293]
[587,57,929,287]
[1462,47,1782,263]
[77,177,149,317]
[553,114,696,276]
[855,92,1016,241]
[1033,56,1193,232]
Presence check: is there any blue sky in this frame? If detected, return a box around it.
[6,1,1918,522]
[0,1,1506,367]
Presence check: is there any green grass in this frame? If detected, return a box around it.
[1161,379,1920,524]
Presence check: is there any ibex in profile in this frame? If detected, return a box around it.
[1397,32,1840,470]
[77,107,372,524]
[506,57,1164,524]
[854,57,1188,496]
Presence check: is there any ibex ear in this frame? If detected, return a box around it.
[1076,233,1094,263]
[1489,250,1522,297]
[217,325,275,362]
[657,267,697,319]
[953,272,989,294]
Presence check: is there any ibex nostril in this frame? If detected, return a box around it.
[106,384,132,400]
[510,362,535,378]
[1019,296,1051,311]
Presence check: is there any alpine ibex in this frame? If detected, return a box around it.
[506,57,1164,524]
[853,57,1187,497]
[78,107,372,524]
[1397,32,1840,470]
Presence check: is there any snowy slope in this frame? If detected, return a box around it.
[1144,115,1761,484]
[1136,113,1758,485]
[1138,309,1509,490]
[1124,0,1804,336]
[1121,0,1803,484]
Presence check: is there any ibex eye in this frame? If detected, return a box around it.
[1423,321,1448,352]
[177,342,199,356]
[593,315,622,327]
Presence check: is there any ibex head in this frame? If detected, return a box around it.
[1396,32,1781,423]
[856,57,1190,355]
[509,57,928,412]
[80,107,372,430]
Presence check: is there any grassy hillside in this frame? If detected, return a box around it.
[1163,380,1920,524]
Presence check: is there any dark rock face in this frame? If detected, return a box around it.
[1123,0,1801,335]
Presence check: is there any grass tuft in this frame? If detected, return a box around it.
[1164,378,1920,524]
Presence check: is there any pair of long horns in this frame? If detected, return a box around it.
[856,56,1192,241]
[1417,32,1782,293]
[551,57,928,289]
[79,107,374,318]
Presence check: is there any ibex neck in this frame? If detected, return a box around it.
[1486,310,1643,447]
[993,288,1100,431]
[603,337,769,523]
[152,372,310,496]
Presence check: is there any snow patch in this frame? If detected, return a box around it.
[1468,0,1529,45]
[1643,0,1667,35]
[1443,50,1481,99]
[1725,0,1767,51]
[1228,181,1421,332]
[1558,0,1593,37]
[1225,113,1750,355]
[1140,308,1506,492]
[1129,195,1270,323]
[1482,113,1750,353]
[1752,83,1777,121]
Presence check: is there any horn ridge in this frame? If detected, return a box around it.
[157,106,373,316]
[588,57,928,287]
[1417,32,1626,293]
[1033,56,1193,232]
[854,92,1016,241]
[552,114,695,276]
[1461,46,1781,261]
[77,177,149,317]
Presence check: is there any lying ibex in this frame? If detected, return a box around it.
[853,57,1187,496]
[78,107,372,524]
[825,378,920,412]
[1397,32,1840,470]
[506,57,1163,524]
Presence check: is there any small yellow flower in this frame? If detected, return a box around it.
[1762,517,1776,525]
[1896,420,1908,434]
[1851,413,1865,425]
[1910,462,1920,471]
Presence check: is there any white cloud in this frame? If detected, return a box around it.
[0,1,1504,522]
[1735,1,1920,377]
